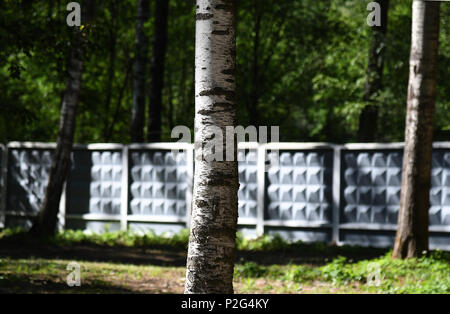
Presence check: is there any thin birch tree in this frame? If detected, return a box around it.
[30,1,95,236]
[130,0,150,143]
[393,0,440,259]
[185,0,239,294]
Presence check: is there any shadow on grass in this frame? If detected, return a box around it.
[0,231,391,267]
[0,273,139,294]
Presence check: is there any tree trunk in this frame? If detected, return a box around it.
[30,30,86,236]
[249,2,261,126]
[392,0,440,259]
[185,0,238,294]
[130,0,149,143]
[103,0,117,141]
[147,0,169,142]
[358,0,389,142]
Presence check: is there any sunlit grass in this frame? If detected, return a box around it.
[1,252,449,294]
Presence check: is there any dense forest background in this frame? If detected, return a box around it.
[0,0,449,144]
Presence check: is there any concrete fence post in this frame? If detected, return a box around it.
[120,146,129,231]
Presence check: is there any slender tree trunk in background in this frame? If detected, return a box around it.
[30,32,87,236]
[130,0,149,143]
[167,70,174,131]
[185,0,238,294]
[103,0,117,141]
[107,59,133,141]
[358,0,389,142]
[249,3,261,126]
[393,0,440,259]
[147,0,169,142]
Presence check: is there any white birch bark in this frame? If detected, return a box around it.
[184,0,238,294]
[393,0,440,259]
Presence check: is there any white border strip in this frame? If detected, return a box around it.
[263,142,336,150]
[342,141,450,150]
[264,220,332,228]
[129,142,193,150]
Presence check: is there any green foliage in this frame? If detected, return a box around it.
[0,227,190,248]
[0,227,24,240]
[235,262,268,278]
[234,251,450,294]
[51,228,191,248]
[0,0,448,143]
[236,233,290,251]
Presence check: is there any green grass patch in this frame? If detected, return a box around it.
[234,251,450,293]
[0,227,390,256]
[1,227,449,293]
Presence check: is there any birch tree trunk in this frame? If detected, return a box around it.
[393,0,440,259]
[358,0,389,142]
[30,30,86,236]
[185,0,239,294]
[147,0,169,142]
[130,0,149,143]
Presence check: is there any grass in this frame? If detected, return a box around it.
[234,252,450,293]
[0,227,191,249]
[0,228,449,293]
[0,227,395,256]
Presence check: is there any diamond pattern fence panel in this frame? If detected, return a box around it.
[266,150,333,222]
[128,149,189,218]
[66,149,123,216]
[339,145,450,249]
[7,147,53,214]
[238,149,258,220]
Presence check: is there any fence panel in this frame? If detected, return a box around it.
[125,144,192,234]
[6,145,53,222]
[238,149,258,220]
[129,149,188,217]
[338,144,450,249]
[66,148,123,216]
[262,144,335,242]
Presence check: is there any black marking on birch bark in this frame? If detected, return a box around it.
[211,29,230,35]
[211,196,220,220]
[196,13,214,20]
[204,132,217,141]
[191,225,236,243]
[221,68,235,76]
[199,87,235,101]
[198,108,230,115]
[199,119,217,126]
[198,175,237,187]
[195,199,209,209]
[213,102,233,108]
[198,102,233,115]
